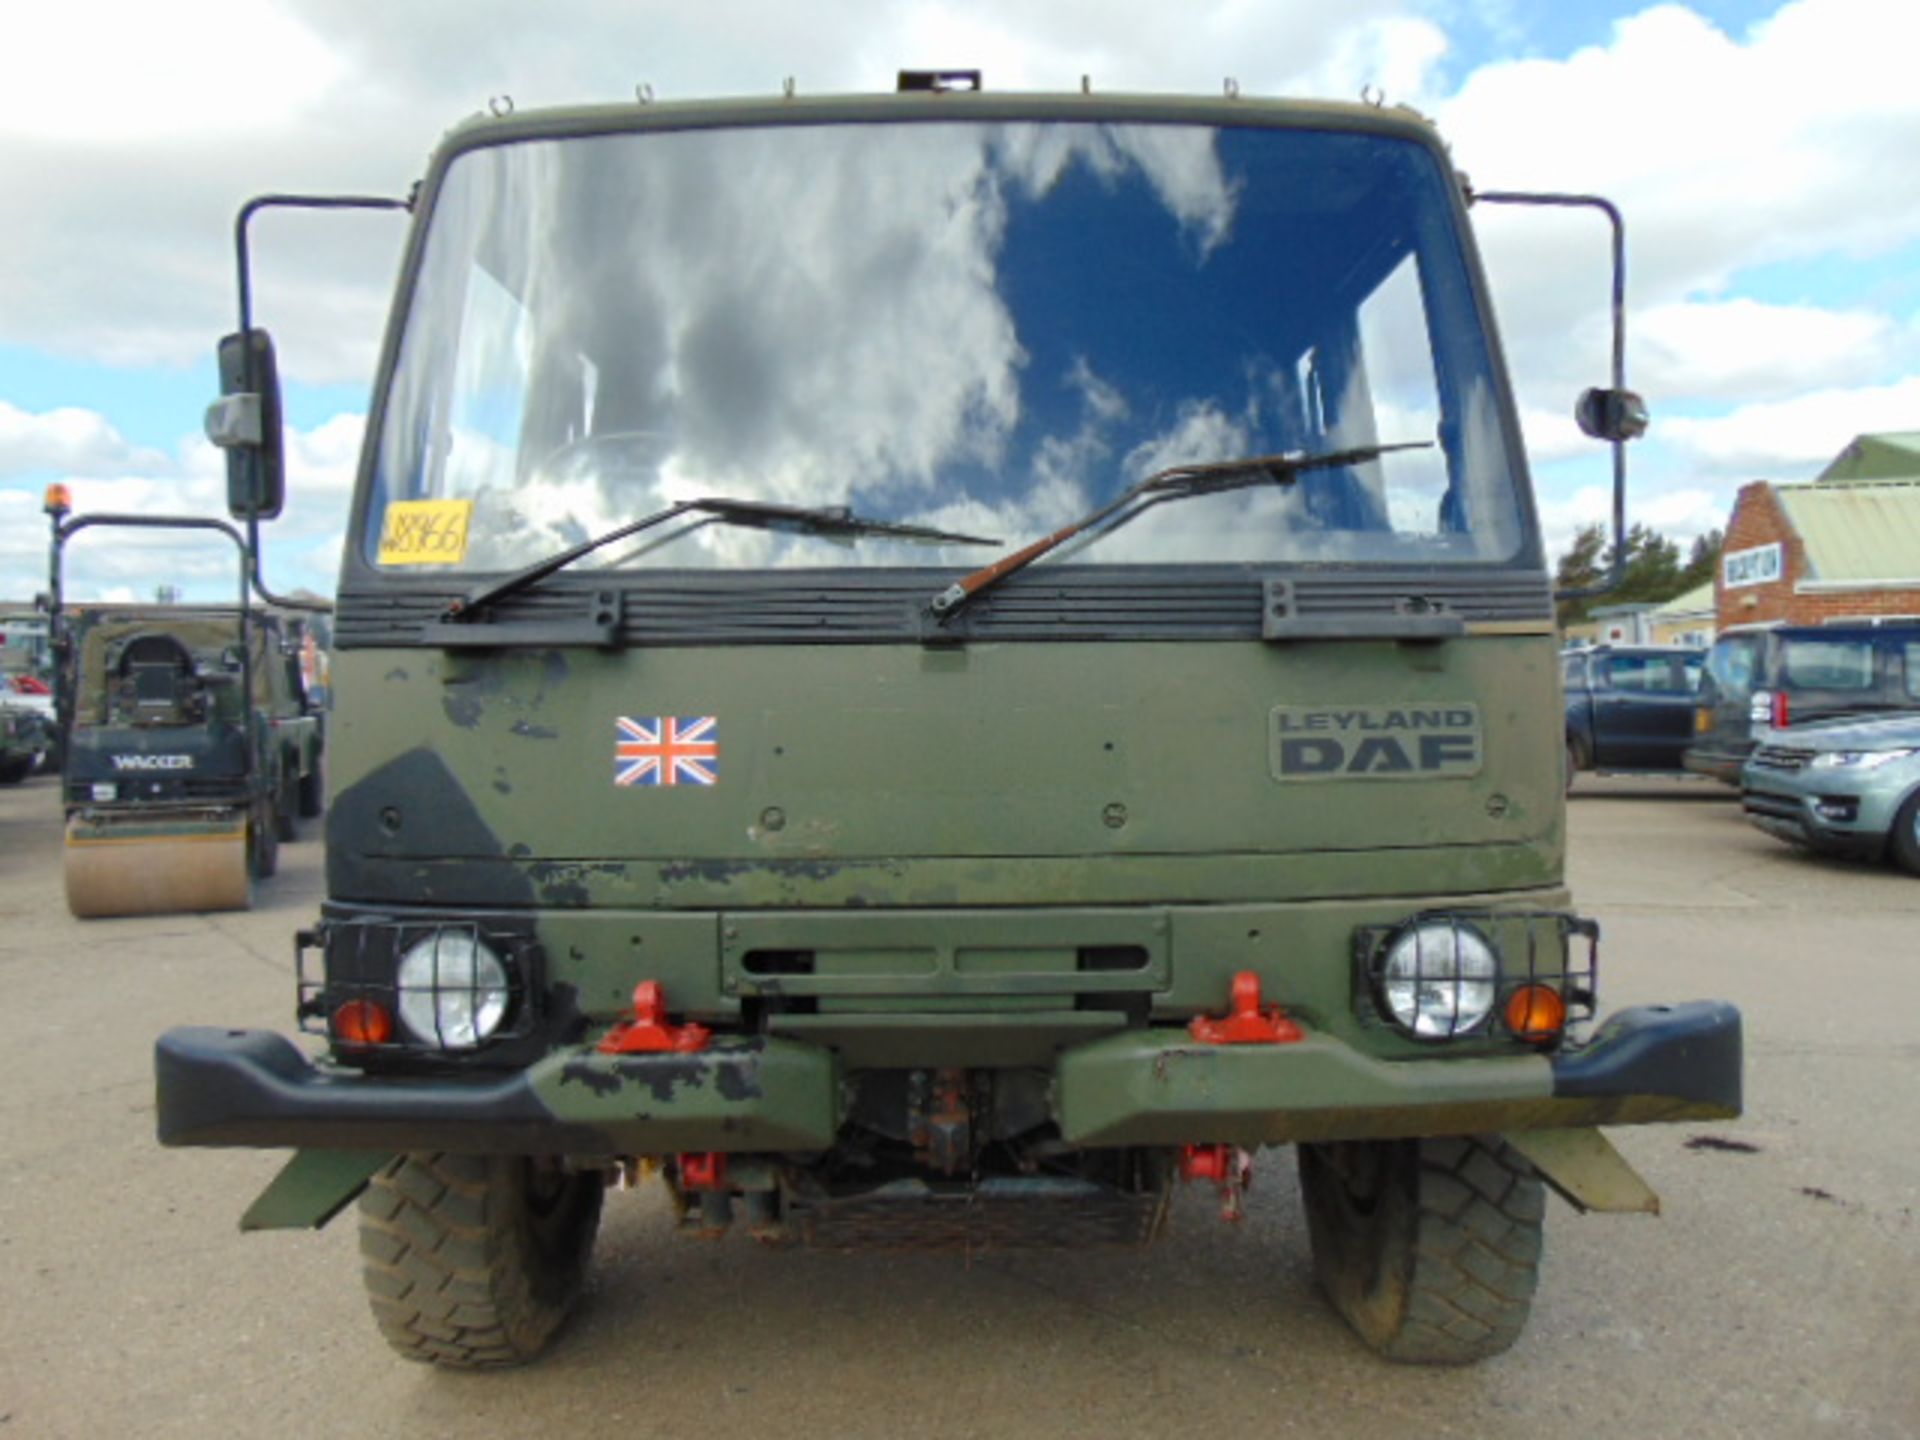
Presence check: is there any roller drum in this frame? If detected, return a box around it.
[64,813,251,918]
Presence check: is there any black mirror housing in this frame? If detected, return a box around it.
[1576,387,1649,443]
[212,329,286,521]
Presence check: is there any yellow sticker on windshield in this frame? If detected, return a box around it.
[378,499,473,565]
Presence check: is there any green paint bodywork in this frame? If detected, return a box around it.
[1506,1127,1662,1215]
[1057,1030,1551,1146]
[324,637,1577,1084]
[521,1037,842,1151]
[241,1149,392,1231]
[334,639,1561,896]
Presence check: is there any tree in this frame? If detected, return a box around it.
[1679,529,1723,592]
[1553,523,1608,626]
[1606,523,1683,605]
[1554,522,1705,628]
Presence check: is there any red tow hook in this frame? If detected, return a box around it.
[1179,1143,1255,1223]
[677,1152,727,1190]
[1188,970,1304,1045]
[597,981,712,1054]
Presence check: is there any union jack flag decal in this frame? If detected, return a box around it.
[615,716,719,787]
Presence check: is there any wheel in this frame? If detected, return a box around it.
[358,1153,604,1368]
[1890,790,1920,876]
[297,760,324,818]
[1298,1135,1544,1363]
[0,756,27,785]
[248,802,278,879]
[273,765,298,842]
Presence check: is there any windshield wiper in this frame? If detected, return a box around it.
[444,497,1000,624]
[927,441,1431,620]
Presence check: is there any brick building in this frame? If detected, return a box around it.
[1716,432,1920,630]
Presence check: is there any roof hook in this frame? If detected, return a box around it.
[635,83,655,105]
[783,76,797,98]
[488,94,514,117]
[1223,76,1241,99]
[1361,84,1386,107]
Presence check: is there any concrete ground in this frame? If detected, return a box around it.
[0,771,1914,1439]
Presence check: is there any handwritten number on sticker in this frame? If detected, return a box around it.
[378,500,474,565]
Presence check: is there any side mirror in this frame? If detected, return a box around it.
[1576,387,1649,443]
[209,329,286,521]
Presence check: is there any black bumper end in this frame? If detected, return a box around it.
[1552,1000,1742,1116]
[154,1025,842,1154]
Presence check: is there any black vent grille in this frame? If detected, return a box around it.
[335,568,1551,649]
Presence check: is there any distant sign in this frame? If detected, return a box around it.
[1724,542,1783,590]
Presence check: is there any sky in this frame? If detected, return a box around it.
[3,0,1919,603]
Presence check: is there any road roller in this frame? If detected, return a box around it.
[46,502,325,919]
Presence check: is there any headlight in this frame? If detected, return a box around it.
[1378,921,1498,1039]
[1807,748,1915,771]
[396,931,510,1049]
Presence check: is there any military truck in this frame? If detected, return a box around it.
[155,80,1741,1367]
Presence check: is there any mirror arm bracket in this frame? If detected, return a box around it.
[1467,187,1638,603]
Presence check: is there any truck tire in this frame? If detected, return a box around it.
[274,765,298,842]
[297,762,323,818]
[249,802,278,879]
[359,1153,604,1369]
[0,756,27,785]
[1298,1134,1543,1364]
[1890,791,1920,876]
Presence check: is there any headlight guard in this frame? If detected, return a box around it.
[1352,910,1599,1047]
[297,915,544,1066]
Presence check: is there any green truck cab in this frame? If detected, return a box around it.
[155,84,1740,1366]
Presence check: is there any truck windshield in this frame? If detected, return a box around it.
[367,117,1526,575]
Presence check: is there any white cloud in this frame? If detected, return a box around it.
[1534,478,1724,564]
[1517,404,1594,464]
[0,410,363,603]
[0,403,169,479]
[1445,0,1920,417]
[7,0,1920,600]
[1660,375,1920,476]
[1635,298,1895,402]
[0,1,345,142]
[0,0,1434,387]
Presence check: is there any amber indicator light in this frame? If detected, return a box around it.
[1504,984,1566,1043]
[333,999,394,1046]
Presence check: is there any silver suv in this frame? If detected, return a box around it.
[1742,711,1920,873]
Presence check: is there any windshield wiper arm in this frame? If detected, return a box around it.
[444,497,1000,623]
[928,441,1431,620]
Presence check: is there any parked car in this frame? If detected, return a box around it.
[1741,711,1920,873]
[1563,645,1704,788]
[0,673,58,777]
[0,703,40,783]
[1686,624,1920,785]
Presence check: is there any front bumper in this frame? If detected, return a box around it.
[1742,784,1889,860]
[155,1000,1741,1156]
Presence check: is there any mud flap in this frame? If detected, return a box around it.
[1506,1126,1660,1215]
[240,1149,395,1231]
